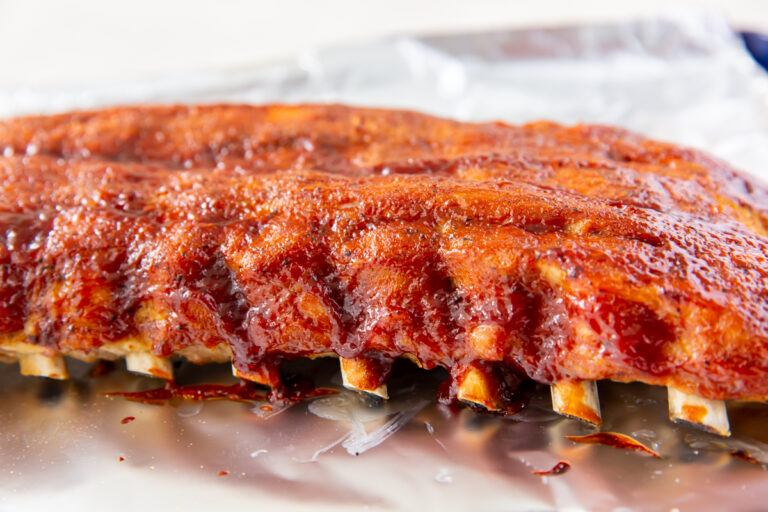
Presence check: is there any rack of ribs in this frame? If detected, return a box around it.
[1,104,766,436]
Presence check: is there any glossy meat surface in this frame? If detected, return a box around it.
[0,104,766,400]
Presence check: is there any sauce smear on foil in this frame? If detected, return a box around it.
[106,379,336,405]
[730,449,766,467]
[532,461,571,476]
[565,432,661,458]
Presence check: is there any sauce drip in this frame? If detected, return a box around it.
[565,432,661,458]
[119,416,135,424]
[532,461,571,476]
[730,449,766,467]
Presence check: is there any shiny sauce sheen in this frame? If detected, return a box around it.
[0,105,766,401]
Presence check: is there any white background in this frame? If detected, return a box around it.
[0,0,767,88]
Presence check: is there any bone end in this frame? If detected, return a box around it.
[125,351,173,380]
[667,387,730,437]
[457,364,502,412]
[19,354,69,380]
[401,353,423,368]
[340,357,389,399]
[551,380,602,426]
[231,359,281,388]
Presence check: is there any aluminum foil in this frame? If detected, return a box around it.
[2,9,768,512]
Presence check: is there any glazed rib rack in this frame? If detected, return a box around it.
[1,104,767,437]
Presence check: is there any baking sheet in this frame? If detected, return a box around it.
[2,9,768,512]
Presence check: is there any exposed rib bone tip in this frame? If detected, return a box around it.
[231,359,281,388]
[551,380,602,426]
[125,351,173,380]
[457,364,502,412]
[19,354,68,380]
[667,387,731,437]
[340,357,389,399]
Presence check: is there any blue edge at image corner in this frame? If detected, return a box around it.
[741,31,768,72]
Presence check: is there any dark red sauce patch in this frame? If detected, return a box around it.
[730,449,766,467]
[565,432,661,458]
[106,380,336,405]
[532,461,571,476]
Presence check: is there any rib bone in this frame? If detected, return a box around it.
[340,356,389,399]
[667,387,731,437]
[231,357,281,388]
[19,354,68,379]
[125,351,173,380]
[551,380,602,426]
[456,364,502,411]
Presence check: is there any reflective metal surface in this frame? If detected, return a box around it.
[2,9,768,511]
[2,360,768,511]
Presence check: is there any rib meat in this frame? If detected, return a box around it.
[0,104,766,402]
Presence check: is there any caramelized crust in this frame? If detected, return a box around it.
[0,104,766,400]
